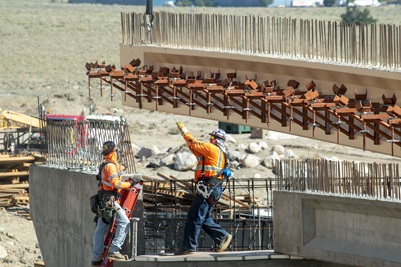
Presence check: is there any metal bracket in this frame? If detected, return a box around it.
[386,139,400,143]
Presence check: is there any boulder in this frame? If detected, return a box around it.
[285,149,299,159]
[247,142,261,154]
[131,143,140,154]
[225,134,237,144]
[236,144,247,151]
[0,244,7,259]
[228,160,239,169]
[262,151,281,169]
[242,154,261,168]
[271,144,285,155]
[160,154,175,166]
[148,154,175,168]
[258,141,268,150]
[227,150,241,161]
[250,128,264,139]
[174,152,197,171]
[137,146,160,159]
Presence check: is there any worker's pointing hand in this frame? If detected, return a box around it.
[176,122,189,135]
[133,173,142,181]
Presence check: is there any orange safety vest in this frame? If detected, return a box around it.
[183,132,226,182]
[98,151,131,197]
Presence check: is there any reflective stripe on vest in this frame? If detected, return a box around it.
[108,173,119,181]
[101,162,117,189]
[195,148,224,175]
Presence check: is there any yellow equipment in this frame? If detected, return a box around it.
[0,109,43,152]
[0,109,42,129]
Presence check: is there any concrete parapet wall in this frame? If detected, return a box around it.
[29,165,144,267]
[273,191,401,267]
[29,165,352,267]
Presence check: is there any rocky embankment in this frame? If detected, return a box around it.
[0,207,43,267]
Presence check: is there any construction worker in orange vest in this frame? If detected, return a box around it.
[91,141,138,265]
[174,122,232,255]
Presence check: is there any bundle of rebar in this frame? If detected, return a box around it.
[44,119,136,173]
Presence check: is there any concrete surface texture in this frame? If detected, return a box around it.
[273,191,401,267]
[30,165,354,267]
[29,164,146,267]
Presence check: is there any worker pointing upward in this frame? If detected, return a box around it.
[174,118,232,255]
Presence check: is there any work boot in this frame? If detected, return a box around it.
[174,248,193,256]
[91,260,102,266]
[214,234,232,252]
[108,251,127,261]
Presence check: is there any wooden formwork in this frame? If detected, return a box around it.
[0,153,44,209]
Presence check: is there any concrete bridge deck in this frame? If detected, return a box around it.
[122,250,345,267]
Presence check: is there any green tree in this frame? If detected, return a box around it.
[341,6,377,25]
[260,0,274,6]
[176,0,215,6]
[323,0,336,6]
[194,0,216,6]
[175,0,193,6]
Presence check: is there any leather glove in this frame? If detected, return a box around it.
[222,169,233,180]
[176,121,189,135]
[132,173,142,182]
[120,163,127,171]
[129,176,142,186]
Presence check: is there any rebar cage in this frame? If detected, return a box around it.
[44,118,136,173]
[142,177,274,253]
[141,159,401,254]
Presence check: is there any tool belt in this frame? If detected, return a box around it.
[90,194,100,214]
[196,176,222,201]
[89,190,120,219]
[97,193,120,223]
[199,176,220,187]
[97,203,119,224]
[98,190,120,204]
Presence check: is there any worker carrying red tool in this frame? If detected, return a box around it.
[172,115,233,255]
[91,141,140,265]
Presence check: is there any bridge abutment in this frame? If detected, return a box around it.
[274,191,401,267]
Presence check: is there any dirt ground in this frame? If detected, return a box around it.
[1,1,400,266]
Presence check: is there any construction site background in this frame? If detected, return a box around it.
[2,2,401,266]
